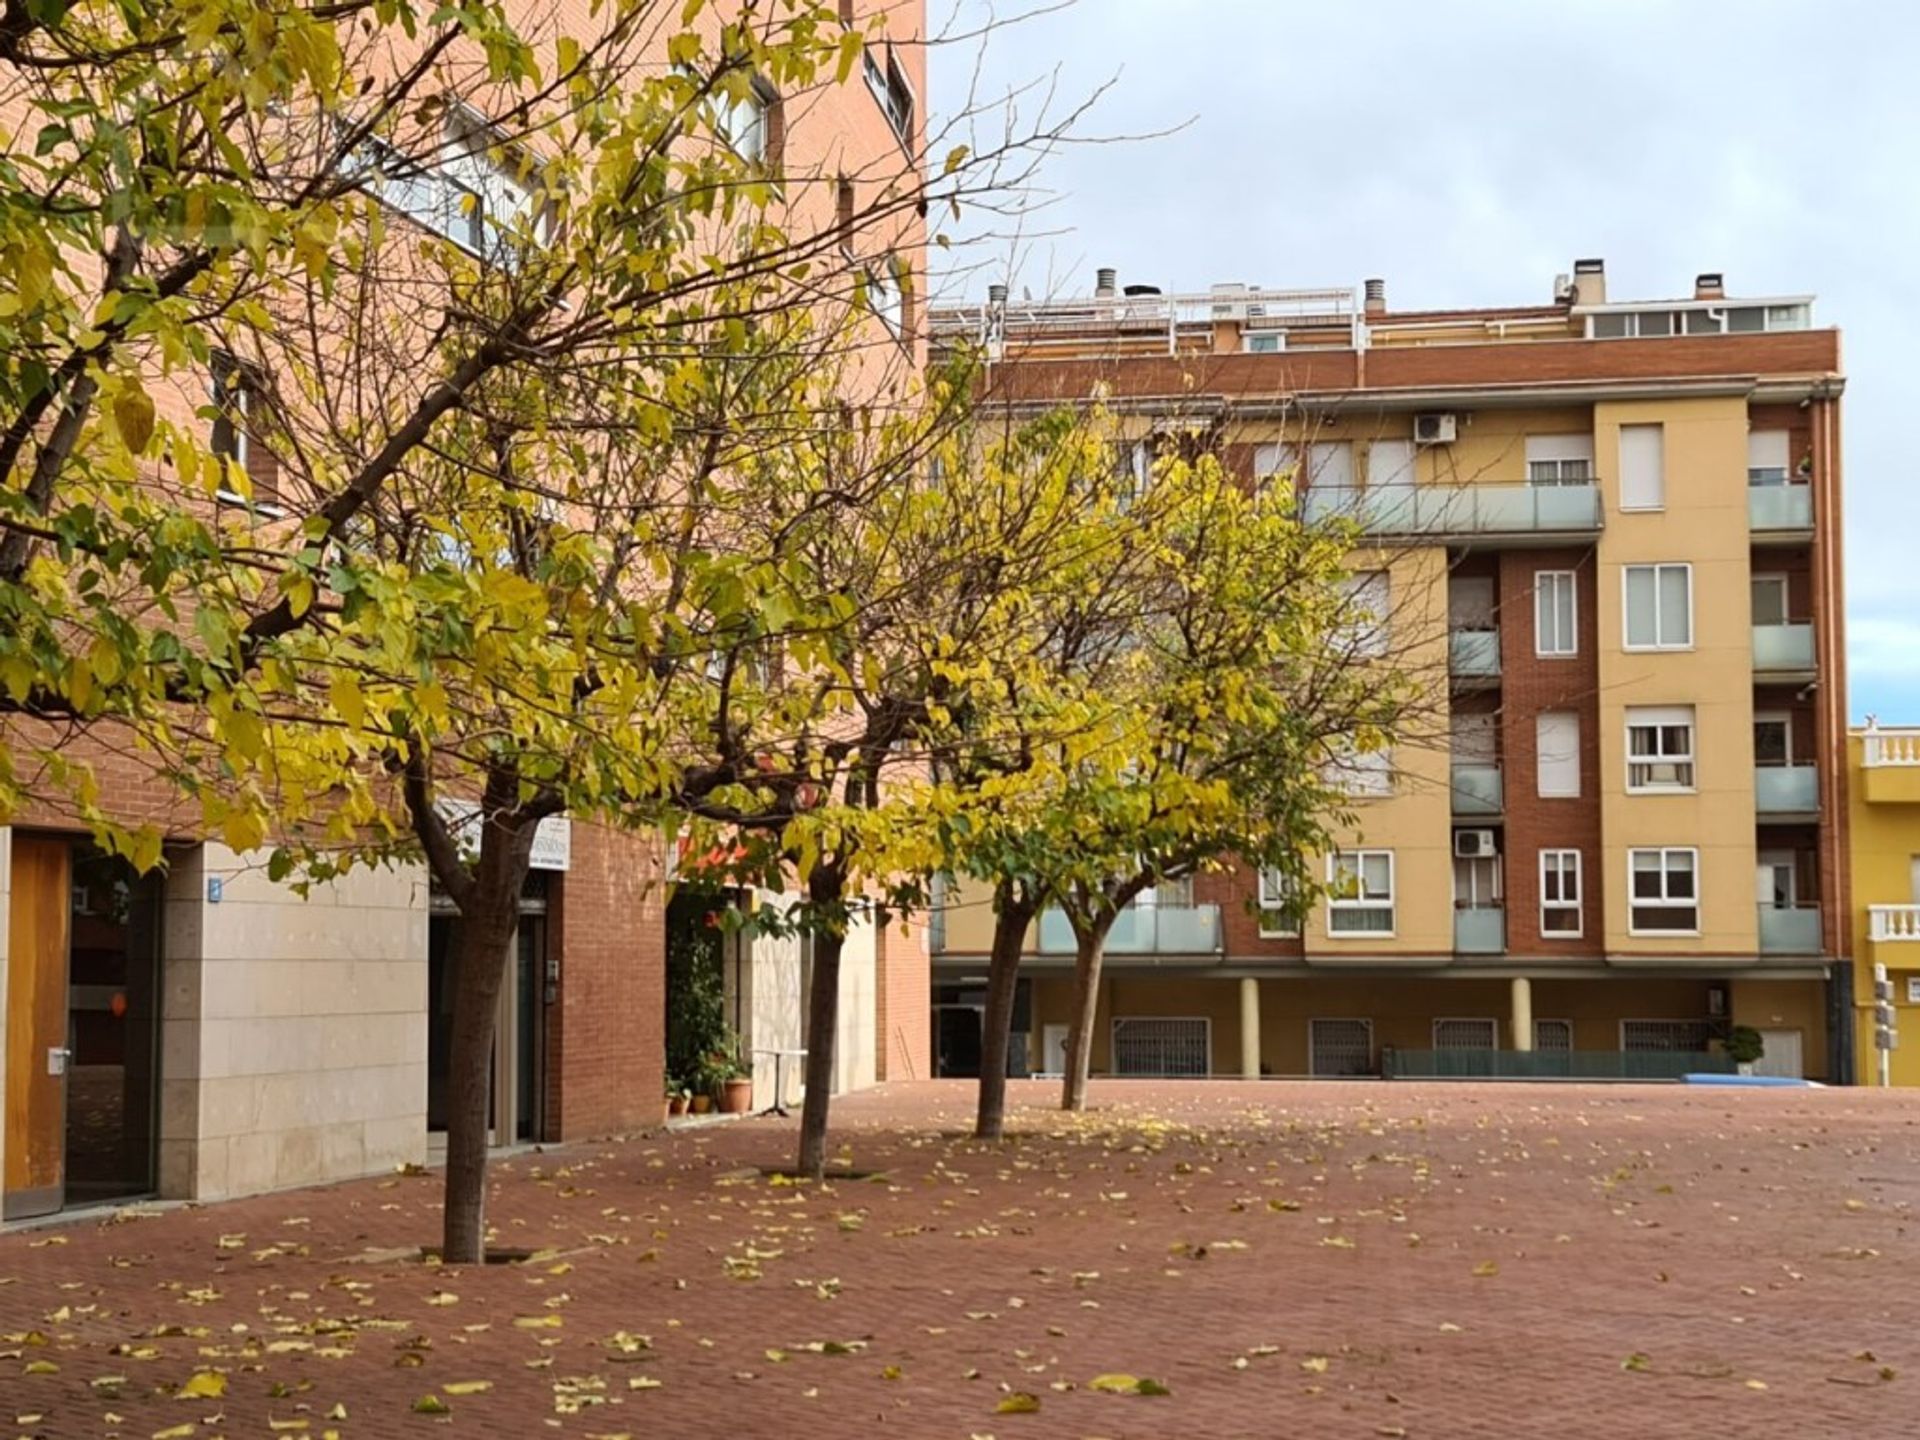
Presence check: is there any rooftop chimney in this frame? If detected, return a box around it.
[1094,267,1117,299]
[1694,271,1725,300]
[1363,277,1387,318]
[1571,257,1606,308]
[987,282,1008,305]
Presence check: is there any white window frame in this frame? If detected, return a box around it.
[1618,423,1666,512]
[1539,849,1583,938]
[1626,705,1696,793]
[1753,710,1792,768]
[716,79,773,163]
[1308,1017,1374,1077]
[1326,850,1395,937]
[1524,434,1595,486]
[1536,711,1580,799]
[1751,571,1790,627]
[1622,563,1693,651]
[1747,429,1791,486]
[1627,847,1701,937]
[867,256,904,337]
[863,44,915,144]
[1534,570,1578,657]
[1432,1017,1498,1050]
[1256,868,1299,938]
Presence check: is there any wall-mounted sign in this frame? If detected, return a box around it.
[434,798,571,872]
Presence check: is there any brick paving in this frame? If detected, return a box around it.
[1,1080,1917,1439]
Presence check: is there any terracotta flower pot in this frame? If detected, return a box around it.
[668,1094,689,1116]
[720,1077,753,1115]
[690,1094,713,1115]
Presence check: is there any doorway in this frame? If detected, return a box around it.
[5,838,163,1219]
[427,875,549,1149]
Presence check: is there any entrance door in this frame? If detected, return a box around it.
[1756,850,1796,909]
[1040,1024,1069,1076]
[933,1006,981,1078]
[1755,1028,1804,1079]
[6,837,71,1218]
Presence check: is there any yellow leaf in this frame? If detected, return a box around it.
[177,1371,226,1399]
[1300,1356,1329,1374]
[443,1380,492,1395]
[111,387,156,453]
[412,1395,450,1414]
[514,1315,562,1329]
[995,1392,1040,1414]
[628,1377,663,1391]
[23,1360,58,1375]
[1088,1374,1140,1394]
[1471,1261,1499,1278]
[880,1365,902,1380]
[152,1426,197,1440]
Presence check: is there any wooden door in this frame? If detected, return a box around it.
[6,836,71,1218]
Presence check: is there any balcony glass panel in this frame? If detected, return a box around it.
[1752,623,1814,671]
[1454,907,1506,954]
[1037,904,1221,955]
[1748,485,1812,530]
[1757,905,1822,955]
[1301,483,1601,535]
[1754,765,1817,814]
[1449,629,1501,677]
[1451,764,1504,815]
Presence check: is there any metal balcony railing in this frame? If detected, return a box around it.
[1301,482,1603,537]
[1036,903,1223,956]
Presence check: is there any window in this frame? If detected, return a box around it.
[1257,869,1299,937]
[863,45,914,143]
[1327,850,1394,935]
[1324,739,1393,797]
[1111,438,1151,499]
[1627,706,1695,791]
[1433,1018,1497,1050]
[353,117,541,263]
[1618,424,1665,510]
[1534,570,1577,656]
[716,78,776,164]
[1747,429,1790,486]
[1754,711,1791,767]
[1622,1019,1712,1053]
[1628,848,1699,934]
[1335,570,1390,658]
[1369,438,1416,488]
[210,351,280,508]
[1534,1018,1573,1051]
[1452,853,1500,908]
[1525,434,1594,486]
[834,179,855,254]
[1540,849,1582,936]
[867,257,904,337]
[1111,1017,1209,1077]
[1244,333,1283,354]
[1536,712,1580,798]
[1751,572,1789,627]
[1623,563,1692,650]
[1309,1018,1373,1077]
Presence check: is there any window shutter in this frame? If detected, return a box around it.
[1618,424,1665,510]
[1536,712,1580,798]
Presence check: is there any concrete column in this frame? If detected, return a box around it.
[1239,977,1261,1079]
[1511,975,1534,1052]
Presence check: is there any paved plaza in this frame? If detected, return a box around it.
[0,1080,1915,1438]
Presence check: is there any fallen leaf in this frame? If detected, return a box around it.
[995,1393,1040,1414]
[1471,1261,1499,1278]
[443,1380,493,1395]
[1623,1353,1652,1373]
[412,1394,451,1413]
[177,1371,227,1400]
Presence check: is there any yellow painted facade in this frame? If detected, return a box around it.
[1593,397,1760,956]
[1846,730,1920,1085]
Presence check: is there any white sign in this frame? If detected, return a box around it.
[435,798,571,872]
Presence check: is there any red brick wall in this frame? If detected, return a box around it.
[546,823,666,1139]
[875,913,931,1081]
[1498,545,1604,954]
[1199,863,1305,960]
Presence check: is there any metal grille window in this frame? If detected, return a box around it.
[1629,848,1699,934]
[1309,1018,1373,1077]
[1621,1020,1712,1053]
[1534,1019,1573,1051]
[1111,1018,1209,1077]
[1433,1018,1497,1050]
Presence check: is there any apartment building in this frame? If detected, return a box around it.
[0,1,928,1221]
[926,259,1849,1084]
[1847,723,1920,1084]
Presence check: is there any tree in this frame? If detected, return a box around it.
[0,0,1075,1258]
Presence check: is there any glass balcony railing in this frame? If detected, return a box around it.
[1301,483,1603,536]
[1451,764,1503,815]
[1454,907,1506,954]
[1037,903,1223,956]
[1753,623,1815,672]
[1449,629,1501,678]
[1754,765,1818,814]
[1748,484,1813,531]
[1758,905,1822,955]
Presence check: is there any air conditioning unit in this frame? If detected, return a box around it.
[1414,412,1458,446]
[1453,829,1497,859]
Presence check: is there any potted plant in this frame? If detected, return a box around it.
[667,1082,689,1119]
[689,1083,713,1116]
[1724,1025,1765,1077]
[709,1034,752,1115]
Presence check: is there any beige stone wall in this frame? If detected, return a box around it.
[833,915,878,1096]
[158,844,429,1200]
[735,901,805,1103]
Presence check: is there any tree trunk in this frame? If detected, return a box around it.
[974,888,1037,1140]
[795,865,849,1180]
[441,898,516,1264]
[1061,921,1109,1112]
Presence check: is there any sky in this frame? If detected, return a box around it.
[925,0,1920,722]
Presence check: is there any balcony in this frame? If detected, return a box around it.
[1754,764,1818,816]
[1752,622,1815,674]
[1869,905,1920,942]
[1037,903,1223,956]
[1451,764,1504,816]
[1861,725,1920,802]
[1449,629,1501,682]
[1453,907,1506,954]
[1748,483,1813,535]
[1757,905,1823,955]
[1301,483,1603,538]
